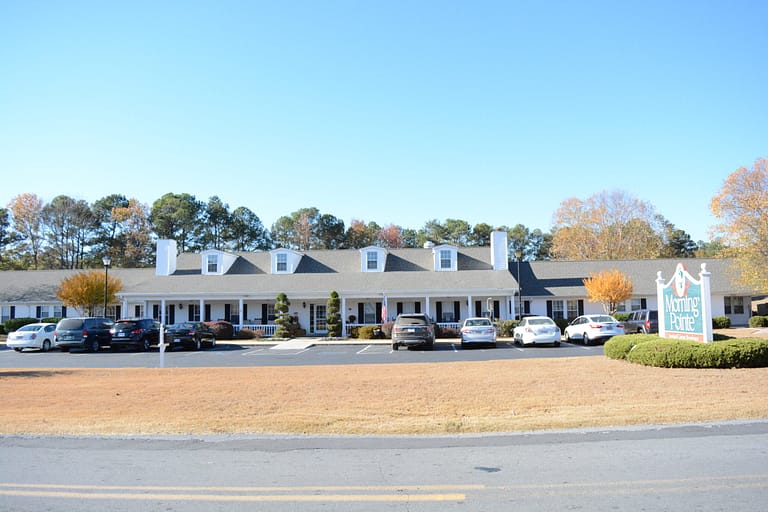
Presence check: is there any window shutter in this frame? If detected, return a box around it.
[578,300,584,316]
[204,304,211,322]
[641,298,647,309]
[262,304,268,324]
[61,306,66,318]
[169,304,175,324]
[243,304,248,323]
[415,302,421,314]
[436,302,443,322]
[115,305,121,319]
[454,301,460,322]
[135,305,141,317]
[153,304,159,321]
[224,304,231,322]
[397,302,403,315]
[375,302,382,323]
[188,306,194,321]
[10,306,15,319]
[474,300,481,317]
[493,300,500,320]
[36,306,41,318]
[547,300,553,318]
[358,303,364,323]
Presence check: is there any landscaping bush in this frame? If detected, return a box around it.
[4,318,39,333]
[205,321,234,339]
[357,325,378,339]
[623,337,768,368]
[748,316,768,328]
[236,328,263,340]
[381,321,393,338]
[554,318,570,333]
[712,316,731,329]
[496,320,518,337]
[437,325,460,338]
[604,334,657,360]
[613,312,632,322]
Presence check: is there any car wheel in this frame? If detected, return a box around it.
[42,339,51,352]
[209,337,216,348]
[13,348,22,352]
[60,346,70,353]
[142,338,151,351]
[554,341,561,347]
[392,343,399,351]
[194,338,202,351]
[583,333,590,346]
[90,339,100,352]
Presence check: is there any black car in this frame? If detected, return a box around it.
[109,318,160,351]
[54,317,114,352]
[164,322,217,351]
[391,313,435,350]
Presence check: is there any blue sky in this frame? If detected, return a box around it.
[1,0,766,244]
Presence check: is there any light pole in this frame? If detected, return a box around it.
[515,250,522,320]
[102,255,111,317]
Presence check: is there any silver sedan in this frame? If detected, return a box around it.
[460,317,497,348]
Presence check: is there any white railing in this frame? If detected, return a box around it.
[344,322,461,337]
[237,324,278,337]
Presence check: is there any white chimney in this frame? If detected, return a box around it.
[155,239,177,276]
[491,230,509,270]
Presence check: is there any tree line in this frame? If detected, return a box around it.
[0,188,724,271]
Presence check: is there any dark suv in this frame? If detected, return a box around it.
[391,313,435,350]
[623,309,658,334]
[54,317,114,352]
[110,318,160,351]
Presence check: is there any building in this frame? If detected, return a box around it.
[0,232,755,333]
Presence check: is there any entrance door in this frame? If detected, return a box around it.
[311,304,327,334]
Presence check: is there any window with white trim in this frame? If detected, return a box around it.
[631,298,643,311]
[367,251,378,270]
[276,253,287,272]
[724,296,745,315]
[207,254,218,273]
[440,249,452,270]
[567,300,579,319]
[551,300,565,320]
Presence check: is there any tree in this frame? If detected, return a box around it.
[316,214,346,249]
[8,193,45,269]
[111,199,154,267]
[326,291,342,337]
[273,292,292,338]
[0,208,20,269]
[345,219,379,248]
[710,157,768,292]
[377,224,405,248]
[659,219,698,258]
[551,190,664,260]
[443,219,471,246]
[229,206,270,251]
[91,194,130,264]
[149,193,203,253]
[42,195,95,269]
[198,196,232,250]
[57,270,123,316]
[583,269,633,315]
[468,223,494,246]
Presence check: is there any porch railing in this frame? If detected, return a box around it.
[236,324,278,337]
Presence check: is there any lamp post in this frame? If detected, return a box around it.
[515,250,523,320]
[102,255,111,317]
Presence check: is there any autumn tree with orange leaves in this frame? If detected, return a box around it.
[583,269,633,315]
[57,271,122,317]
[710,158,768,293]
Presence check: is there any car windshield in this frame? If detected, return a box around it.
[529,318,554,326]
[466,319,491,326]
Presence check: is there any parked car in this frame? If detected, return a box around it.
[54,317,114,352]
[109,318,161,351]
[391,313,435,350]
[164,322,217,351]
[6,322,57,352]
[460,317,497,348]
[564,314,624,345]
[513,316,561,347]
[623,309,658,334]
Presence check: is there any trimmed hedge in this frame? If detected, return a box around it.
[4,318,39,333]
[749,316,768,328]
[604,334,768,368]
[496,320,518,337]
[712,316,731,329]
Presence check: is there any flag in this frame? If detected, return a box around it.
[381,296,388,323]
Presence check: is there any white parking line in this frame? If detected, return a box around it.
[356,345,374,354]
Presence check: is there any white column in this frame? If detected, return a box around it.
[238,298,244,330]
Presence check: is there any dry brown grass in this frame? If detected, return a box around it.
[1,356,766,435]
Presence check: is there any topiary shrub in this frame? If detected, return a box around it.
[4,318,39,333]
[748,316,768,328]
[206,321,234,339]
[712,316,731,329]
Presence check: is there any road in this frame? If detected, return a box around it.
[0,339,603,368]
[1,421,766,511]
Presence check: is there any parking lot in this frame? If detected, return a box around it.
[0,339,603,368]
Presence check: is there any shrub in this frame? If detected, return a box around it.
[42,317,61,324]
[438,326,460,338]
[749,316,768,328]
[236,328,263,340]
[205,321,234,339]
[357,325,378,339]
[604,334,657,360]
[613,312,632,322]
[4,318,39,333]
[380,321,394,338]
[496,320,518,337]
[554,318,570,333]
[624,337,768,368]
[712,316,731,329]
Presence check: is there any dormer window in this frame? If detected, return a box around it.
[432,244,457,271]
[276,253,287,272]
[270,248,302,274]
[207,254,219,273]
[359,246,387,272]
[367,251,378,270]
